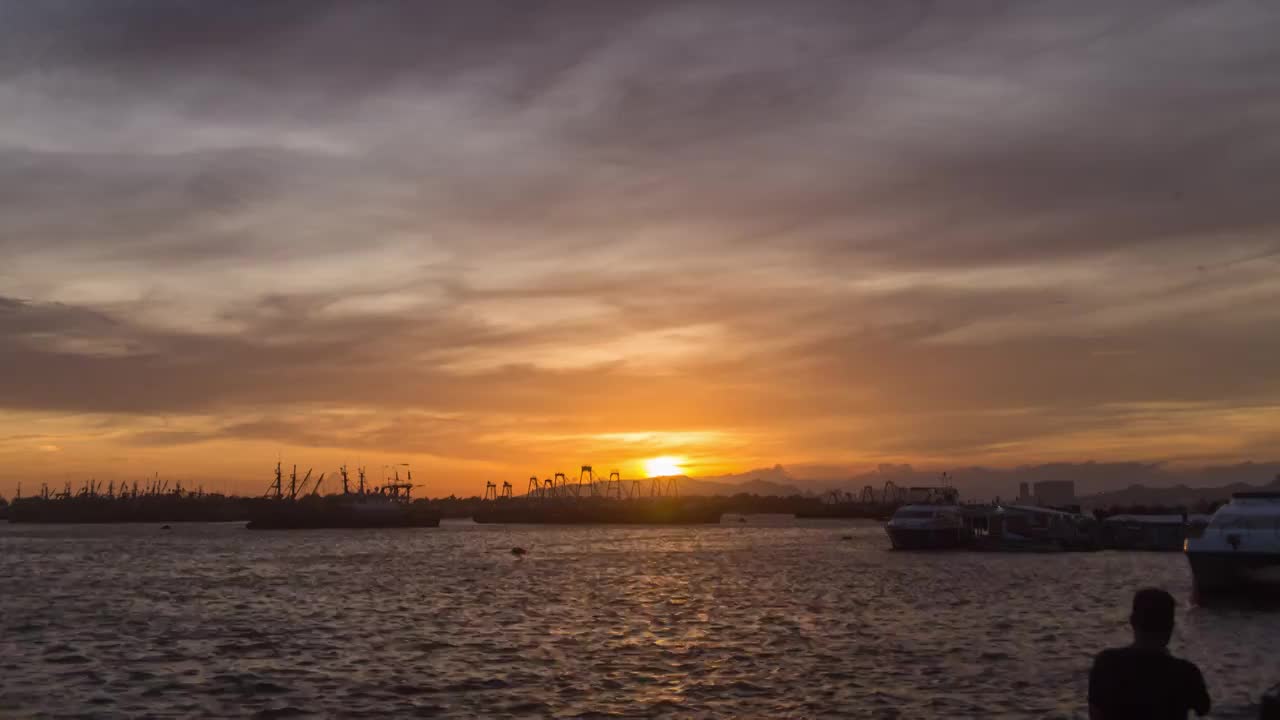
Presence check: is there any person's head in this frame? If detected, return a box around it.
[1129,587,1176,648]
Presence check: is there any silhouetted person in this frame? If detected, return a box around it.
[1088,588,1210,719]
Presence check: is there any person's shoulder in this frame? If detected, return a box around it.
[1094,646,1134,662]
[1169,655,1206,678]
[1091,646,1130,668]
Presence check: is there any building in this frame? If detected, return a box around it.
[1033,480,1077,508]
[1012,480,1078,507]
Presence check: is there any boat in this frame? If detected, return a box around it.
[1101,513,1211,551]
[245,494,440,529]
[976,504,1101,552]
[884,486,972,550]
[8,478,251,524]
[1185,492,1280,601]
[471,497,723,525]
[246,464,440,530]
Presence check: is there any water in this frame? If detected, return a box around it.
[1,520,1275,719]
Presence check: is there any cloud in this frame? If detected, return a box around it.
[2,1,1280,494]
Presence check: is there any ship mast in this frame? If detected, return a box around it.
[267,461,284,499]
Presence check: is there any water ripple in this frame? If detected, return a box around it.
[0,521,1275,718]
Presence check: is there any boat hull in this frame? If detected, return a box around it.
[8,496,252,524]
[885,526,970,550]
[472,499,723,525]
[246,501,440,530]
[246,516,441,530]
[1187,551,1280,599]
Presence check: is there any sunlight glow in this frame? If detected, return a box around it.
[644,456,685,477]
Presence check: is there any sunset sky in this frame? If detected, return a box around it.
[2,1,1279,498]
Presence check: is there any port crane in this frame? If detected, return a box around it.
[650,475,678,497]
[882,480,904,504]
[823,490,851,505]
[491,463,692,502]
[604,471,623,500]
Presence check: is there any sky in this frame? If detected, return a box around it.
[2,1,1279,498]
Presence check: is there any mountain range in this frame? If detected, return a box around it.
[672,461,1280,507]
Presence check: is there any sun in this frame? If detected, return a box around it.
[644,456,685,477]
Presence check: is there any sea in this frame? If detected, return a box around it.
[1,519,1276,719]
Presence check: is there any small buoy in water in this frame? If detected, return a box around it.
[160,525,172,531]
[738,517,747,523]
[841,535,854,541]
[510,547,527,557]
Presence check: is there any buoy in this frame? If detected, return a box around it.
[510,547,527,557]
[160,525,172,530]
[841,535,854,541]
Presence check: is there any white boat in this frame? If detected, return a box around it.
[1185,492,1280,601]
[885,487,971,550]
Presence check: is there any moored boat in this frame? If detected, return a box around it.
[472,497,723,525]
[976,504,1101,552]
[246,463,440,530]
[246,494,440,529]
[1101,513,1211,551]
[884,486,971,550]
[1185,492,1280,602]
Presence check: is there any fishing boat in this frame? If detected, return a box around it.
[1185,492,1280,601]
[246,464,440,530]
[7,477,248,524]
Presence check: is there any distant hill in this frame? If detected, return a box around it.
[509,461,1280,504]
[796,461,1280,505]
[656,465,804,497]
[1081,475,1280,508]
[507,465,804,499]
